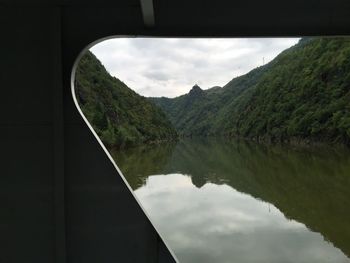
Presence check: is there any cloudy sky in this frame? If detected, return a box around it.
[90,38,300,98]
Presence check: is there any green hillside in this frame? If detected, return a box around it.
[151,38,350,145]
[74,51,177,148]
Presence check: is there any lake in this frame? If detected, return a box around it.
[112,138,350,263]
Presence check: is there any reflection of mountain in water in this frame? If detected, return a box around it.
[111,142,176,188]
[113,139,350,258]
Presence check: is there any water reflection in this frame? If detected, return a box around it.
[113,138,350,263]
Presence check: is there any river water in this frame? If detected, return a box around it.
[113,138,350,263]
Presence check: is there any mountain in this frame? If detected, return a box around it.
[150,64,269,137]
[74,51,177,148]
[151,38,350,145]
[149,84,220,135]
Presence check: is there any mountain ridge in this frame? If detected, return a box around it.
[150,37,350,145]
[75,51,178,149]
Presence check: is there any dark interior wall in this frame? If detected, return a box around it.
[0,7,57,263]
[0,4,176,263]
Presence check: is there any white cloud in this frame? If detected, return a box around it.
[90,37,300,98]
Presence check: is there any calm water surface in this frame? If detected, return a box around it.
[113,138,350,263]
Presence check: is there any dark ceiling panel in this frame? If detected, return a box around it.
[152,0,350,36]
[0,0,139,7]
[3,0,350,35]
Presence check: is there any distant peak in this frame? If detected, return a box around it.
[189,84,204,96]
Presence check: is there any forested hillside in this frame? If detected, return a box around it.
[150,65,268,136]
[75,51,177,148]
[152,38,350,145]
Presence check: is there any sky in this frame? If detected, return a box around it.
[90,38,300,98]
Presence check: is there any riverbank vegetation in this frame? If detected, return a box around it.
[75,51,178,149]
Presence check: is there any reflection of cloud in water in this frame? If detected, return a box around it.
[135,174,350,263]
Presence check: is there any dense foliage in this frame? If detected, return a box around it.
[75,51,177,148]
[151,38,350,145]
